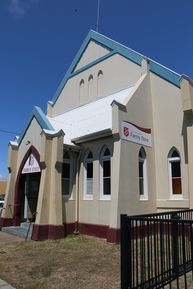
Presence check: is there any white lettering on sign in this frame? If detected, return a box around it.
[21,153,41,174]
[121,121,152,147]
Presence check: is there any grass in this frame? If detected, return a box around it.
[0,234,120,289]
[1,233,193,289]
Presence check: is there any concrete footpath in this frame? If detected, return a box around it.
[0,279,16,289]
[0,231,24,289]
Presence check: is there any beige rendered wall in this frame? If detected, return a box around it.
[2,144,18,219]
[150,73,189,209]
[61,149,78,224]
[36,131,64,226]
[112,73,157,229]
[51,54,141,116]
[77,137,113,226]
[74,40,111,71]
[17,117,42,172]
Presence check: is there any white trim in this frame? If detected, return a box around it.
[139,150,148,201]
[84,152,94,200]
[100,147,111,200]
[62,153,73,199]
[168,150,182,199]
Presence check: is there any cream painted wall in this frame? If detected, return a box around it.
[17,117,42,172]
[61,150,77,224]
[77,137,113,226]
[114,73,157,227]
[75,40,111,71]
[51,54,142,116]
[150,73,189,208]
[2,144,18,218]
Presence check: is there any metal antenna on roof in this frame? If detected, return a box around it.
[96,0,100,32]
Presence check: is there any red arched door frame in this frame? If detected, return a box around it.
[13,146,41,226]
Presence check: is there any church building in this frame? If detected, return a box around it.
[1,30,193,243]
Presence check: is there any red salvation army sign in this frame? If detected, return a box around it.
[121,121,152,147]
[22,153,41,174]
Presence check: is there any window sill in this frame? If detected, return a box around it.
[140,197,148,201]
[170,194,183,200]
[83,196,93,201]
[99,196,111,201]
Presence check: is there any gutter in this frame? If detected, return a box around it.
[72,128,112,144]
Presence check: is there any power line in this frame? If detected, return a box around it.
[0,129,20,135]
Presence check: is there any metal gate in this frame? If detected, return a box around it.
[121,210,193,289]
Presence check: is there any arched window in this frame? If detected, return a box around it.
[79,79,85,104]
[84,151,93,199]
[88,74,94,100]
[100,147,111,199]
[97,70,103,97]
[62,152,72,196]
[138,148,148,200]
[168,148,182,196]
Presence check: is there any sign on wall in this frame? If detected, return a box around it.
[22,153,41,174]
[121,121,152,147]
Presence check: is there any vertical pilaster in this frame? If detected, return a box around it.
[1,142,18,227]
[187,126,193,208]
[32,129,65,240]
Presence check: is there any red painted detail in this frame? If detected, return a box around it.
[48,225,65,240]
[123,127,129,137]
[32,224,64,241]
[31,222,120,243]
[124,121,151,134]
[79,222,108,239]
[0,218,13,229]
[14,146,41,225]
[107,227,120,243]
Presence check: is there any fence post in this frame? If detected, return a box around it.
[121,214,132,289]
[171,213,180,274]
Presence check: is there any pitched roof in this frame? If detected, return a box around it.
[48,86,134,146]
[51,30,181,106]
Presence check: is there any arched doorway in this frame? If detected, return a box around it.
[13,146,41,225]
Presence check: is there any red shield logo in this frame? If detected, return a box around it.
[123,127,129,137]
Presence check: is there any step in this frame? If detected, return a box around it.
[2,224,33,240]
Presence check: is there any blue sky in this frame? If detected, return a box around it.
[0,0,193,179]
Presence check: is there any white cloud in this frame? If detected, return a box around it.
[9,0,26,17]
[9,0,39,17]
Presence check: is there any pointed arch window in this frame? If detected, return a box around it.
[88,74,94,100]
[84,151,93,199]
[97,70,103,97]
[138,148,148,200]
[79,79,85,104]
[100,147,111,199]
[62,152,72,196]
[168,148,182,196]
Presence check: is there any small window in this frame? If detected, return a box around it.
[62,152,72,196]
[84,151,93,199]
[168,148,182,197]
[100,147,111,199]
[88,74,94,100]
[138,148,148,200]
[79,79,85,104]
[97,70,103,97]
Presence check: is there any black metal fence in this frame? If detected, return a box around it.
[121,210,193,289]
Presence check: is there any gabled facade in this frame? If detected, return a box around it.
[2,30,193,243]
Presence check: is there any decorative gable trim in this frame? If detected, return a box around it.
[18,106,54,146]
[51,30,181,106]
